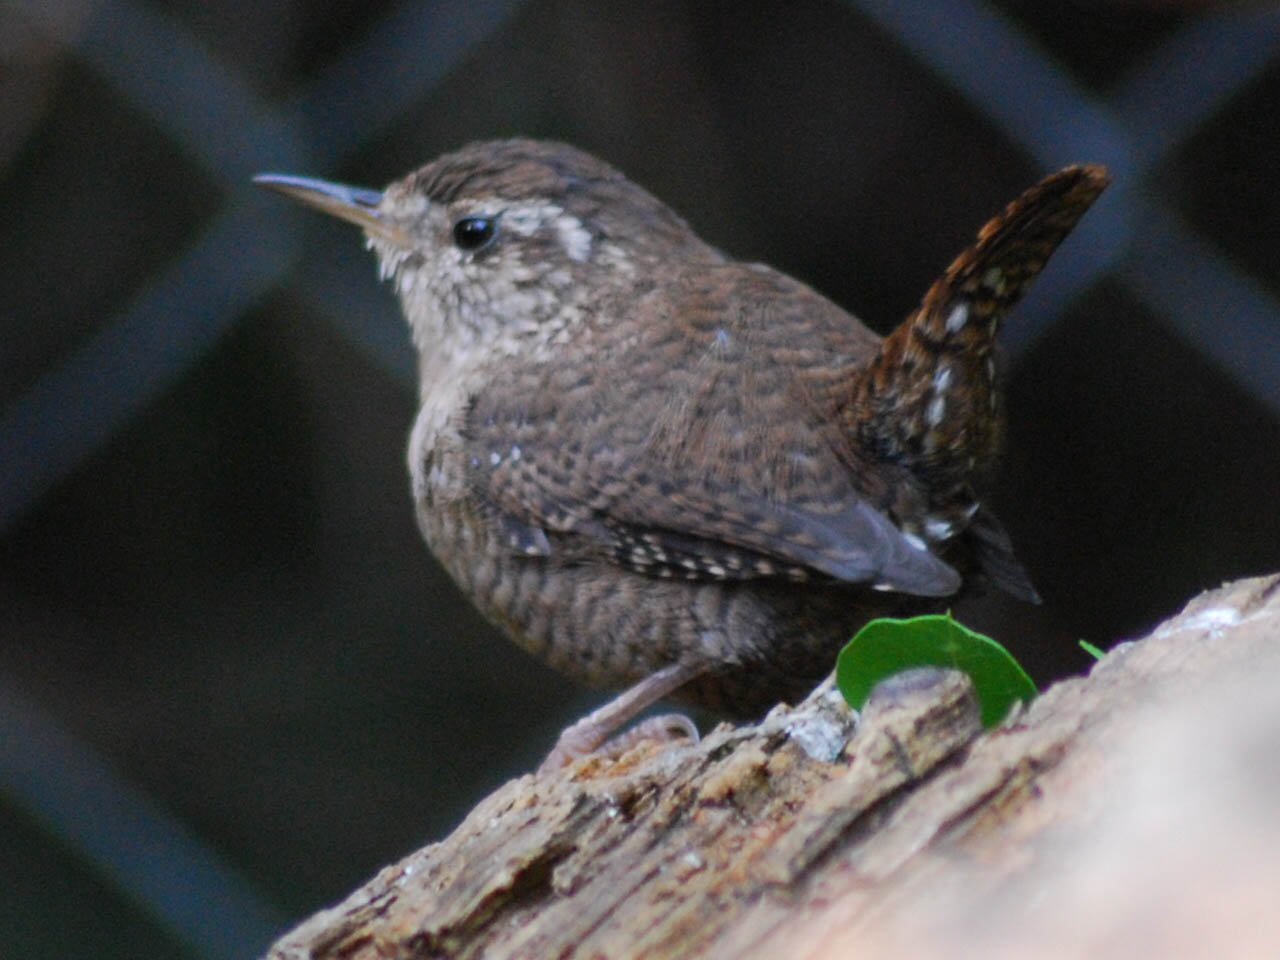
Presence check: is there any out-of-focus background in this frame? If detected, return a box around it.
[2,1,1278,957]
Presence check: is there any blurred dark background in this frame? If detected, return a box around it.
[3,0,1279,957]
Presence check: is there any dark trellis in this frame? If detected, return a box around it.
[3,2,1278,958]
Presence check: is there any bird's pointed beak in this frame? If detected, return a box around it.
[253,173,409,245]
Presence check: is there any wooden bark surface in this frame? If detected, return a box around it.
[267,573,1280,959]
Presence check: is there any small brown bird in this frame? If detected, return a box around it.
[255,141,1108,768]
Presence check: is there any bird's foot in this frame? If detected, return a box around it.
[538,662,704,773]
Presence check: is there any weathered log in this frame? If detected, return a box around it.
[268,573,1280,959]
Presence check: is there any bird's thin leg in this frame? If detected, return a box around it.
[540,661,705,772]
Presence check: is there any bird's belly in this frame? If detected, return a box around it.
[417,497,921,718]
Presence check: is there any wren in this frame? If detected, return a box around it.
[255,140,1108,768]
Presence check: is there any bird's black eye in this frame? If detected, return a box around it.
[452,216,497,251]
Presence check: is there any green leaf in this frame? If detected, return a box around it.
[1078,639,1106,660]
[836,613,1037,729]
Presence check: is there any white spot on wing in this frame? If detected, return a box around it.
[926,394,946,427]
[924,517,955,541]
[902,532,928,551]
[933,364,953,393]
[944,303,968,333]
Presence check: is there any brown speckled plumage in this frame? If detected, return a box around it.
[255,141,1109,761]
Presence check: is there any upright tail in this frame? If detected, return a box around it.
[842,164,1110,595]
